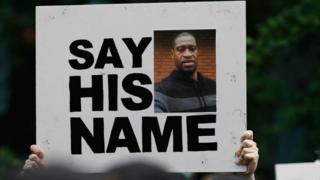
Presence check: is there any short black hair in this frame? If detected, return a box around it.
[172,32,197,48]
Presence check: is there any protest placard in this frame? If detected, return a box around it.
[36,1,246,172]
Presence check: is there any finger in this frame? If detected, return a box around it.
[244,152,259,161]
[25,159,39,168]
[244,153,259,175]
[242,152,259,168]
[30,145,44,159]
[23,160,34,171]
[235,151,247,165]
[235,155,246,165]
[240,130,253,142]
[242,140,257,148]
[28,154,44,167]
[236,151,258,165]
[22,158,40,175]
[235,149,241,157]
[25,159,32,166]
[29,160,40,169]
[241,147,258,155]
[236,145,258,157]
[23,164,32,172]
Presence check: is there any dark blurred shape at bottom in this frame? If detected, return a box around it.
[3,162,187,180]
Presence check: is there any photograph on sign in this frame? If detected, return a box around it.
[36,1,246,172]
[154,30,216,113]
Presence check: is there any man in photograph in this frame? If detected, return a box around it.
[155,32,216,112]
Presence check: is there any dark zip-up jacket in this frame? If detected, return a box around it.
[154,70,216,112]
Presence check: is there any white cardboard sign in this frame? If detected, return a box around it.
[36,2,246,172]
[276,162,320,180]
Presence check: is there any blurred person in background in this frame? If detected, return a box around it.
[5,165,93,180]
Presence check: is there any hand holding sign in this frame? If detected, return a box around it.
[21,145,44,175]
[235,130,259,179]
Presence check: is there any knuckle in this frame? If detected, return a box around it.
[251,141,256,145]
[253,141,257,147]
[23,164,31,170]
[29,154,36,159]
[243,140,252,146]
[242,148,248,153]
[30,145,37,152]
[243,139,249,144]
[245,153,254,159]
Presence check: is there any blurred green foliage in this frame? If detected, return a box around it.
[247,0,320,174]
[0,146,21,177]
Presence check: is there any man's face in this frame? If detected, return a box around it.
[172,35,198,73]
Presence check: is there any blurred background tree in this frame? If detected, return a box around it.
[0,0,319,179]
[247,0,320,178]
